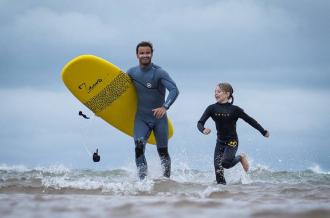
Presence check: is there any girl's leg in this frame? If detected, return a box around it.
[239,153,249,172]
[221,144,241,169]
[214,140,226,184]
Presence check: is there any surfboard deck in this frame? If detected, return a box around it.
[61,55,174,145]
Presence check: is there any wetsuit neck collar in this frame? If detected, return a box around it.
[216,102,230,105]
[139,63,153,72]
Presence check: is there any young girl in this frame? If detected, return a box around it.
[197,83,269,185]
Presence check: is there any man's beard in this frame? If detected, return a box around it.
[139,57,151,66]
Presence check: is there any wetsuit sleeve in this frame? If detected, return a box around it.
[197,105,213,133]
[237,107,267,136]
[159,70,179,110]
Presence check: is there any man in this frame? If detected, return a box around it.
[127,41,179,180]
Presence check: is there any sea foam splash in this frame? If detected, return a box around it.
[309,164,330,174]
[1,163,330,198]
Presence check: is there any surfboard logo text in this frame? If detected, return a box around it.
[78,79,103,93]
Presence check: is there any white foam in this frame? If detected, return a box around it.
[34,164,71,174]
[250,163,273,172]
[308,164,330,175]
[0,164,71,174]
[200,185,225,198]
[0,164,29,172]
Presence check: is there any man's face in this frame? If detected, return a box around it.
[137,46,152,66]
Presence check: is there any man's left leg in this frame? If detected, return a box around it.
[154,117,171,178]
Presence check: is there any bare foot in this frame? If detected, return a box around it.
[240,153,249,172]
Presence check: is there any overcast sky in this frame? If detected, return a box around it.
[0,0,329,171]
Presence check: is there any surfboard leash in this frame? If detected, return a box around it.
[78,110,100,162]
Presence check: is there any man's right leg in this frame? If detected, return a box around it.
[134,118,152,180]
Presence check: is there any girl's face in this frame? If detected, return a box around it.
[215,86,230,103]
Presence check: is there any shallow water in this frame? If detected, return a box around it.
[1,164,330,218]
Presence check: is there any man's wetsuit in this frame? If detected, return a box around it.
[197,102,267,184]
[127,63,179,179]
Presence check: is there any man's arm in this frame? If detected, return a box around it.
[159,70,179,110]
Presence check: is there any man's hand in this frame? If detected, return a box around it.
[152,107,167,119]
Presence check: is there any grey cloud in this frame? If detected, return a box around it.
[0,0,329,89]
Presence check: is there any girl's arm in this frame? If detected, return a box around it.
[238,107,268,136]
[197,105,212,134]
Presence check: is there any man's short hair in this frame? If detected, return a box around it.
[136,41,153,54]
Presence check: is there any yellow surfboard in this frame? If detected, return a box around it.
[61,55,174,145]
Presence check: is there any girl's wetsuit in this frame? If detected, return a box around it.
[197,102,267,184]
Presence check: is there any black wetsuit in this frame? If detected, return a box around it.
[197,102,267,184]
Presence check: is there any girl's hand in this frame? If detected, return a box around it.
[264,130,270,138]
[203,128,211,135]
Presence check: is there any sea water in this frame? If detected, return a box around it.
[1,163,330,218]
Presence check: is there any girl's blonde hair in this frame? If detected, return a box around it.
[218,82,234,104]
